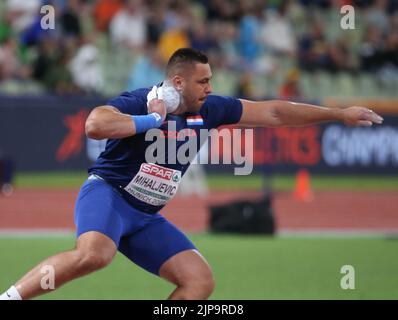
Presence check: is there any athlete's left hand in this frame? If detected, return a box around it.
[341,106,384,126]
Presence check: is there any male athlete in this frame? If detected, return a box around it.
[1,48,383,300]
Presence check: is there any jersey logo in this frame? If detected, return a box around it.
[172,172,180,183]
[186,115,203,126]
[140,163,174,180]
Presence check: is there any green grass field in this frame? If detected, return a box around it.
[1,234,397,300]
[14,171,398,191]
[3,172,397,299]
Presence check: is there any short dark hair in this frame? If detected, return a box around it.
[166,48,209,77]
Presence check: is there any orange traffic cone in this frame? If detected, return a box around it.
[293,168,313,202]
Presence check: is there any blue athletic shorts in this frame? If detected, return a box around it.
[74,175,196,275]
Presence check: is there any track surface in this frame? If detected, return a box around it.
[1,188,397,233]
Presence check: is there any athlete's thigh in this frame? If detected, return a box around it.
[75,177,126,247]
[118,217,197,276]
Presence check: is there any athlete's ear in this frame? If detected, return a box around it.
[171,75,184,91]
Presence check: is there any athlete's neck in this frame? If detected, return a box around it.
[170,103,188,115]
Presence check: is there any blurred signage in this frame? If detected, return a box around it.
[322,125,398,167]
[0,95,397,174]
[208,119,398,174]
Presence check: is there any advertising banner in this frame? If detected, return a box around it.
[1,95,397,174]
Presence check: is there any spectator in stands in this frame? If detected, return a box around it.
[236,71,256,99]
[93,0,123,33]
[0,0,398,98]
[364,0,390,34]
[298,0,332,9]
[109,0,148,50]
[163,0,192,31]
[33,35,79,94]
[32,35,59,84]
[5,0,40,35]
[20,14,54,48]
[189,20,218,53]
[189,21,216,52]
[298,20,333,71]
[47,50,79,94]
[45,52,79,95]
[0,36,30,81]
[278,68,303,100]
[359,25,385,72]
[203,0,240,22]
[329,35,357,72]
[237,1,263,66]
[60,0,82,38]
[213,21,240,69]
[377,29,398,85]
[126,45,164,90]
[352,0,373,9]
[260,1,297,57]
[69,35,104,94]
[146,1,167,45]
[381,15,398,70]
[157,0,192,62]
[158,27,191,63]
[0,11,13,43]
[384,27,398,70]
[387,0,398,14]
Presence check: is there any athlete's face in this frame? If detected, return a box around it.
[179,63,213,112]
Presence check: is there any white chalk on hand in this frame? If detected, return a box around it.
[146,82,180,113]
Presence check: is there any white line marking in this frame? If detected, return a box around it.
[0,229,74,238]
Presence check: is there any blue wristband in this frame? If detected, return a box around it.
[132,113,163,134]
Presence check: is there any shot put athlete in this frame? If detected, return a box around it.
[1,48,383,300]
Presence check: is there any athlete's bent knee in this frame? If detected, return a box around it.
[196,275,215,298]
[181,274,215,299]
[77,250,113,272]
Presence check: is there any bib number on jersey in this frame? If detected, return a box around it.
[124,163,181,206]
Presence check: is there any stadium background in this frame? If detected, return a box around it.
[0,0,397,299]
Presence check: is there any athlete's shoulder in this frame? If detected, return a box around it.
[119,87,151,103]
[202,94,241,106]
[200,95,243,128]
[107,87,151,114]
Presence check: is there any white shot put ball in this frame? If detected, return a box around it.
[158,83,180,113]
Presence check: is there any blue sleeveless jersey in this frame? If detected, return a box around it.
[88,88,243,213]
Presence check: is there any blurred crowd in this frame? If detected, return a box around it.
[0,0,397,99]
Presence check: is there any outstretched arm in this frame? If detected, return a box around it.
[237,99,384,128]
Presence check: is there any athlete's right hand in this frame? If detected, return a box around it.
[148,98,167,121]
[147,84,180,114]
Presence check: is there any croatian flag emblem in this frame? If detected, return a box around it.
[186,115,204,126]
